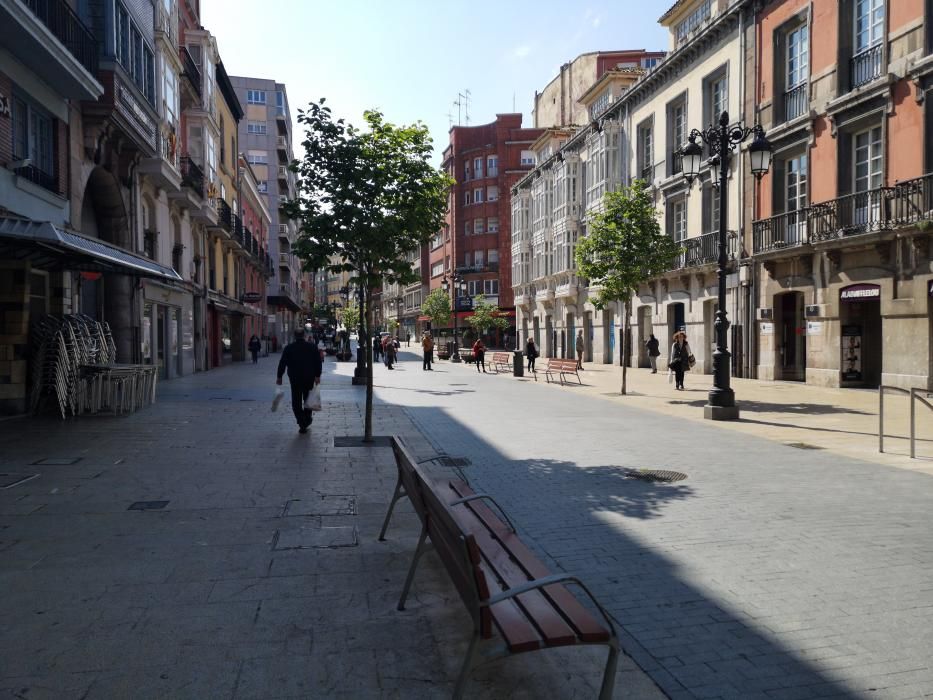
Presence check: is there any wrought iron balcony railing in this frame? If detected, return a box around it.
[14,163,58,193]
[668,231,738,270]
[784,83,808,122]
[22,0,98,75]
[850,44,883,90]
[216,199,232,232]
[752,173,933,253]
[179,155,204,197]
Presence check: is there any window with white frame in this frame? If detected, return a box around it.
[431,233,443,249]
[484,279,499,295]
[785,153,808,212]
[247,90,266,104]
[467,280,482,296]
[642,56,662,69]
[247,151,268,164]
[473,157,483,178]
[637,120,654,182]
[707,72,728,124]
[474,219,485,234]
[488,249,499,264]
[520,150,535,166]
[11,94,55,185]
[675,0,711,46]
[473,187,484,203]
[589,90,612,120]
[163,57,178,128]
[854,0,884,53]
[257,180,267,192]
[787,25,809,89]
[853,126,882,193]
[487,155,498,177]
[247,121,267,134]
[463,161,471,181]
[668,197,687,242]
[114,1,155,103]
[487,217,499,232]
[487,185,499,201]
[431,262,444,277]
[474,250,484,266]
[464,190,472,205]
[668,98,687,176]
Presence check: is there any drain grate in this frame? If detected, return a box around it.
[786,442,824,450]
[1,473,40,489]
[128,500,169,511]
[437,457,471,467]
[623,469,687,483]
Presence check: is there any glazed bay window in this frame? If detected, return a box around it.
[11,95,56,192]
[675,0,711,46]
[473,157,483,178]
[487,155,498,177]
[784,24,809,121]
[851,0,884,89]
[247,90,266,104]
[114,2,155,103]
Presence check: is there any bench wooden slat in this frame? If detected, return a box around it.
[449,481,610,644]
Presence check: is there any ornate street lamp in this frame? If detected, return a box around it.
[680,110,772,420]
[442,274,466,363]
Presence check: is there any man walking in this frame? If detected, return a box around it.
[645,333,661,373]
[276,327,323,434]
[576,330,585,370]
[421,331,434,370]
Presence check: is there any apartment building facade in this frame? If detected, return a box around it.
[750,0,933,390]
[431,114,541,346]
[231,76,302,348]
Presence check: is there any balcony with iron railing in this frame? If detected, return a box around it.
[13,163,59,194]
[21,0,99,76]
[216,199,232,233]
[753,173,933,254]
[784,83,808,122]
[455,261,499,274]
[179,155,204,198]
[668,231,738,270]
[850,44,883,90]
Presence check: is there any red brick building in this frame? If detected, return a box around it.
[429,114,542,346]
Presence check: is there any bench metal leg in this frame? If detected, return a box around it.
[453,630,481,700]
[599,638,620,700]
[397,524,429,611]
[378,477,405,542]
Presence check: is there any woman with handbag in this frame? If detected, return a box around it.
[525,337,538,372]
[668,330,693,390]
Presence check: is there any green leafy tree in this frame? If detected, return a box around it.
[464,300,509,344]
[284,99,452,440]
[420,287,451,331]
[387,317,399,333]
[575,180,681,394]
[340,300,360,331]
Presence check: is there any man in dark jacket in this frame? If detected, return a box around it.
[276,327,323,433]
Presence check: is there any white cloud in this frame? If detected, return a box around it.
[592,16,603,28]
[511,45,532,59]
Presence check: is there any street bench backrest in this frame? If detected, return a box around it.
[390,436,431,526]
[547,359,578,370]
[417,475,493,638]
[493,352,510,363]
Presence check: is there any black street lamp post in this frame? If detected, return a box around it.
[442,274,466,363]
[679,110,772,421]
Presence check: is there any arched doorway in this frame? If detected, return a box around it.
[775,291,806,381]
[80,168,134,361]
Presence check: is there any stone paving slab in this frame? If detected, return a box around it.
[0,354,662,699]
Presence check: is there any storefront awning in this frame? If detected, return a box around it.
[0,216,182,280]
[267,295,302,312]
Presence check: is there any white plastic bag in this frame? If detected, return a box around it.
[271,385,284,412]
[667,368,674,384]
[303,384,322,411]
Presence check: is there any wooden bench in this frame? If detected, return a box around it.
[544,358,582,385]
[489,351,512,374]
[380,436,619,699]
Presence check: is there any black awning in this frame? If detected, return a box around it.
[0,216,182,281]
[267,295,302,312]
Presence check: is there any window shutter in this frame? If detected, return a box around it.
[772,159,786,213]
[837,132,853,196]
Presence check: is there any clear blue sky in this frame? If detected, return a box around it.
[202,1,670,163]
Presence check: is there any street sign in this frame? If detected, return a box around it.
[456,296,473,311]
[240,292,263,303]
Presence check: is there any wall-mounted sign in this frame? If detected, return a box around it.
[760,322,774,335]
[455,296,473,312]
[0,93,10,118]
[841,324,863,381]
[758,308,773,320]
[805,305,821,318]
[806,321,823,336]
[240,292,263,303]
[840,283,880,301]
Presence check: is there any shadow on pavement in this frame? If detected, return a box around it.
[405,405,863,700]
[668,398,873,416]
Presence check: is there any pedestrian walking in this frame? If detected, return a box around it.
[668,330,693,391]
[645,333,660,373]
[385,336,397,369]
[248,334,261,364]
[472,338,487,373]
[422,332,434,370]
[382,334,392,366]
[525,337,538,372]
[372,335,382,364]
[276,327,323,434]
[575,330,585,370]
[406,332,411,347]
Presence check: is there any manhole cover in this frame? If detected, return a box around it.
[0,473,40,489]
[334,436,393,447]
[128,500,170,511]
[31,458,82,466]
[623,469,687,483]
[438,457,471,467]
[273,526,358,549]
[786,442,824,450]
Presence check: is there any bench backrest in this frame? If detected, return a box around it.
[547,358,577,370]
[492,352,510,363]
[418,476,493,637]
[390,436,432,526]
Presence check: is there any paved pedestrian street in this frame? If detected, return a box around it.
[2,348,933,699]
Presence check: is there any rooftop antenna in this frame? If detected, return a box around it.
[453,95,463,126]
[446,109,455,128]
[463,89,471,125]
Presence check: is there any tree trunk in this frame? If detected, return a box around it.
[621,298,631,395]
[364,284,374,442]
